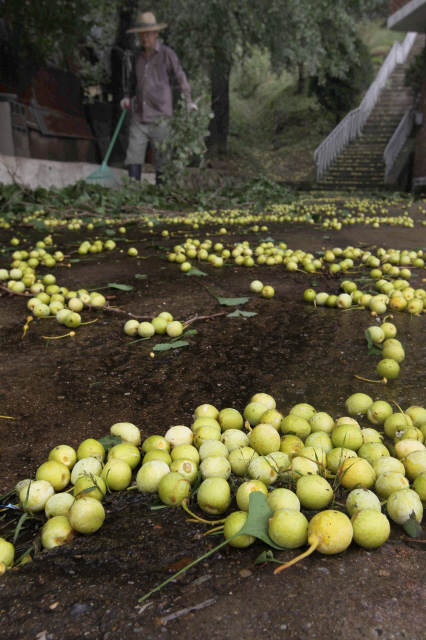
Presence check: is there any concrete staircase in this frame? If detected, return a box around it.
[315,35,424,191]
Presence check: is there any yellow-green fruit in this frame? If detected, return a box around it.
[198,440,228,461]
[236,480,268,512]
[142,435,170,454]
[221,430,249,452]
[45,492,75,518]
[308,510,353,554]
[228,447,259,476]
[412,473,426,502]
[372,456,405,477]
[200,456,231,480]
[69,496,105,534]
[367,401,393,425]
[394,427,424,443]
[244,402,269,426]
[71,457,103,485]
[48,445,77,469]
[192,417,221,433]
[338,458,376,490]
[309,412,334,434]
[41,516,75,549]
[223,511,255,548]
[358,442,389,466]
[300,446,327,467]
[165,425,194,448]
[194,403,219,421]
[158,472,191,507]
[290,403,316,421]
[296,475,333,510]
[73,475,106,501]
[386,488,423,524]
[108,443,140,469]
[280,435,304,458]
[326,448,358,474]
[281,415,311,440]
[351,510,390,549]
[77,439,105,461]
[249,424,281,455]
[248,456,278,485]
[194,425,221,449]
[111,422,141,446]
[171,444,200,464]
[20,480,55,512]
[331,425,363,451]
[197,477,231,515]
[403,450,426,481]
[375,472,409,499]
[361,428,383,444]
[266,451,291,472]
[382,345,405,363]
[267,488,300,512]
[143,450,172,466]
[268,508,309,549]
[406,406,426,429]
[346,488,381,517]
[260,409,283,431]
[0,538,15,568]
[290,456,319,478]
[170,459,199,485]
[137,460,170,493]
[394,439,426,460]
[251,393,276,410]
[101,458,132,490]
[36,460,70,491]
[218,408,244,431]
[384,413,413,439]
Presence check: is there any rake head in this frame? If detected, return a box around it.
[84,163,122,189]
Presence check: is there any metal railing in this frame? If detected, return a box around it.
[384,108,415,181]
[314,32,418,181]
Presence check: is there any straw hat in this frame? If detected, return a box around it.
[127,12,167,34]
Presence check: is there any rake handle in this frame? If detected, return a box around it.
[103,108,128,166]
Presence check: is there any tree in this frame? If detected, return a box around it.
[161,0,381,154]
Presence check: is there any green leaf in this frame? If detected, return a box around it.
[403,517,423,538]
[237,492,285,549]
[33,220,48,231]
[217,296,250,306]
[226,310,257,317]
[69,259,80,263]
[108,283,134,291]
[182,329,197,337]
[186,268,208,276]
[253,550,284,565]
[135,274,148,279]
[311,280,319,287]
[98,435,122,450]
[365,329,383,355]
[105,229,115,236]
[13,513,29,545]
[153,341,189,351]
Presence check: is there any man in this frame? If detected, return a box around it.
[121,11,197,184]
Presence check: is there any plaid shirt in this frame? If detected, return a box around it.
[125,41,192,123]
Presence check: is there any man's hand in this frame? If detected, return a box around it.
[187,102,198,113]
[120,97,131,110]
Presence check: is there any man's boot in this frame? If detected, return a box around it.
[128,164,141,181]
[155,170,164,186]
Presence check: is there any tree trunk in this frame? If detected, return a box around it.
[209,49,231,157]
[295,62,305,95]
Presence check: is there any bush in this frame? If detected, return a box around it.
[405,49,425,94]
[309,38,374,124]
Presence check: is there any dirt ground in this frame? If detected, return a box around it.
[1,212,426,640]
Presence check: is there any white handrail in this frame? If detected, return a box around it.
[314,32,418,180]
[384,108,415,181]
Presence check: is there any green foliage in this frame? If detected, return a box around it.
[405,49,426,94]
[156,95,213,188]
[309,38,374,122]
[231,47,275,100]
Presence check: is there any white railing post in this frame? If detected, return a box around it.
[384,108,415,180]
[314,32,417,181]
